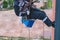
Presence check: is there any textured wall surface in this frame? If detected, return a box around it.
[0,0,55,40]
[0,9,54,39]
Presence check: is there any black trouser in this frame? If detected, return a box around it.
[29,8,53,27]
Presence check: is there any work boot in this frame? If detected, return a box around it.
[52,21,55,28]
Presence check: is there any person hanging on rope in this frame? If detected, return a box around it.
[14,0,55,28]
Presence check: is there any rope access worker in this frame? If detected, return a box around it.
[14,0,55,28]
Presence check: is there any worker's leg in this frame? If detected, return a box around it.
[30,10,55,27]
